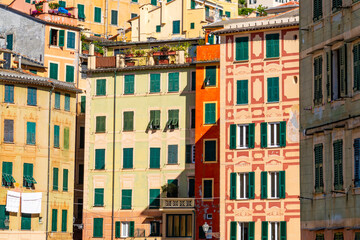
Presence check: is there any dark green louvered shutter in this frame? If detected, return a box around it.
[168,72,179,92]
[249,222,255,240]
[6,34,13,50]
[230,221,237,240]
[314,56,323,104]
[230,172,236,200]
[111,10,118,25]
[235,37,249,61]
[354,139,360,187]
[63,169,68,191]
[230,124,237,149]
[61,210,67,232]
[326,52,332,102]
[94,188,104,206]
[94,7,101,23]
[0,206,9,230]
[96,79,106,96]
[279,171,286,199]
[64,94,70,111]
[123,111,134,131]
[261,123,267,148]
[339,45,347,97]
[262,221,268,240]
[173,20,180,34]
[237,80,248,104]
[191,0,195,8]
[64,127,69,149]
[313,0,322,21]
[49,63,58,80]
[149,189,160,208]
[4,85,14,103]
[81,96,86,113]
[268,77,279,102]
[27,87,37,106]
[115,221,120,238]
[266,34,279,58]
[78,4,85,19]
[280,221,287,240]
[123,148,133,169]
[122,190,132,209]
[204,140,216,162]
[52,209,57,231]
[248,123,255,149]
[249,172,255,199]
[205,103,216,124]
[21,213,31,230]
[59,1,66,7]
[186,145,192,163]
[96,116,106,133]
[53,168,58,190]
[205,66,216,86]
[152,0,157,5]
[261,171,267,199]
[95,149,105,169]
[315,144,324,191]
[150,148,160,168]
[354,44,360,92]
[280,121,286,147]
[333,140,343,190]
[58,30,65,47]
[55,92,60,109]
[93,218,103,237]
[150,74,160,93]
[66,65,74,82]
[168,145,178,164]
[129,221,135,237]
[124,75,135,94]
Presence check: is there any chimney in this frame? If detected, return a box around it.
[18,56,22,70]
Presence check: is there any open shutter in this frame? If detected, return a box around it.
[339,44,347,97]
[280,121,286,147]
[354,139,360,187]
[326,51,332,101]
[115,221,120,238]
[78,4,85,19]
[261,171,267,199]
[279,171,286,199]
[129,221,135,237]
[261,123,267,148]
[333,140,343,190]
[230,124,237,149]
[249,221,255,240]
[230,172,236,200]
[53,168,58,190]
[63,169,68,191]
[262,221,268,240]
[52,209,58,231]
[280,221,287,240]
[249,172,255,199]
[248,123,255,149]
[59,30,65,47]
[61,210,67,232]
[230,221,237,240]
[64,127,69,149]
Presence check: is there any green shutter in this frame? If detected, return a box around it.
[52,209,58,231]
[266,34,279,58]
[235,37,249,61]
[96,116,106,133]
[313,0,322,21]
[94,188,104,206]
[0,205,9,230]
[333,140,343,190]
[168,72,179,92]
[230,124,237,149]
[230,221,237,240]
[78,4,85,19]
[279,171,286,199]
[124,75,135,94]
[54,125,60,148]
[122,189,132,209]
[186,145,192,163]
[261,122,267,148]
[190,22,195,29]
[49,63,58,80]
[280,121,286,147]
[173,20,180,34]
[63,127,69,149]
[205,140,216,162]
[21,213,31,230]
[156,25,161,32]
[115,221,121,238]
[150,74,160,93]
[261,171,267,199]
[23,163,35,187]
[63,169,68,191]
[168,145,178,164]
[150,148,160,168]
[249,172,255,199]
[204,103,216,124]
[95,149,105,169]
[129,221,135,237]
[249,222,255,240]
[191,0,195,9]
[53,168,59,191]
[339,44,347,97]
[354,44,360,92]
[262,221,268,240]
[61,210,67,232]
[67,32,75,49]
[248,123,255,149]
[123,111,134,131]
[81,96,86,113]
[6,34,13,50]
[123,148,133,169]
[66,65,74,82]
[205,66,216,86]
[59,1,66,7]
[326,52,332,101]
[55,92,60,109]
[225,11,230,17]
[151,0,157,5]
[96,79,106,95]
[237,80,248,104]
[111,10,118,25]
[314,144,324,192]
[4,85,14,103]
[94,7,101,23]
[280,221,287,240]
[58,30,65,47]
[314,56,323,104]
[268,77,279,102]
[230,172,236,200]
[93,218,103,237]
[64,94,70,111]
[149,189,160,208]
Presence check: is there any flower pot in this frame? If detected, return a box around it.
[186,57,193,63]
[125,54,134,58]
[126,61,135,66]
[159,59,169,65]
[153,52,163,56]
[167,51,176,55]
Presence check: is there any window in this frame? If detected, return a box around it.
[111,10,118,25]
[96,79,106,96]
[237,80,248,104]
[2,162,15,187]
[205,66,216,86]
[78,164,84,184]
[55,92,60,109]
[208,34,214,45]
[64,94,70,111]
[121,189,132,209]
[23,163,36,188]
[173,20,180,34]
[266,33,280,58]
[26,122,36,145]
[94,7,102,23]
[355,139,360,187]
[4,119,14,143]
[328,46,347,100]
[354,43,360,92]
[123,111,134,131]
[203,179,213,199]
[79,127,85,149]
[67,32,75,49]
[59,1,66,7]
[156,25,161,32]
[54,125,60,148]
[66,65,74,83]
[219,9,223,17]
[4,85,14,103]
[51,209,57,231]
[314,144,324,192]
[204,103,216,124]
[205,6,210,17]
[235,37,249,61]
[63,169,68,191]
[167,109,179,129]
[123,148,133,169]
[260,122,286,148]
[262,222,287,240]
[191,71,196,91]
[167,179,178,197]
[332,0,342,12]
[191,0,196,9]
[333,140,343,190]
[148,110,160,130]
[131,13,138,18]
[225,11,231,17]
[316,234,325,240]
[355,232,360,240]
[186,144,195,163]
[230,172,255,200]
[150,148,160,169]
[78,4,85,20]
[0,206,9,230]
[151,0,157,6]
[313,56,323,105]
[21,213,31,230]
[267,77,279,102]
[204,140,216,162]
[150,221,161,236]
[124,75,134,94]
[49,62,58,80]
[49,29,64,47]
[149,189,160,209]
[95,149,105,170]
[80,96,86,113]
[53,168,59,191]
[121,222,135,237]
[93,218,103,237]
[150,73,161,93]
[191,108,195,129]
[260,171,285,199]
[313,0,322,21]
[188,178,195,197]
[94,188,104,206]
[229,124,255,149]
[27,87,37,106]
[6,34,13,50]
[229,222,255,240]
[168,72,179,92]
[63,127,69,149]
[61,210,67,232]
[166,214,192,237]
[96,116,106,133]
[168,145,178,164]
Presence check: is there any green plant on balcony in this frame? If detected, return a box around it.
[160,45,170,52]
[134,49,145,57]
[238,7,255,16]
[257,4,268,16]
[49,2,60,9]
[162,183,178,198]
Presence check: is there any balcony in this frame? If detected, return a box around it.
[160,198,195,210]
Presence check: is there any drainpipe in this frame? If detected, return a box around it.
[45,82,55,240]
[105,0,109,38]
[111,70,117,240]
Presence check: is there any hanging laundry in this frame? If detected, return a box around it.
[6,190,20,213]
[21,192,42,214]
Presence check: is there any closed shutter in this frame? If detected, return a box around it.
[129,221,135,237]
[261,123,267,148]
[6,34,13,50]
[326,52,332,101]
[59,1,66,7]
[23,163,34,187]
[63,169,68,191]
[27,122,36,145]
[280,121,286,147]
[237,80,248,104]
[122,190,132,209]
[115,221,121,238]
[150,74,160,93]
[173,20,180,34]
[204,103,216,124]
[354,139,360,187]
[4,119,14,143]
[249,222,255,240]
[280,221,287,240]
[268,77,279,102]
[58,30,65,47]
[354,44,360,91]
[53,168,58,190]
[95,149,105,170]
[204,140,216,162]
[149,189,160,208]
[123,111,134,131]
[191,71,196,91]
[248,123,255,149]
[93,218,103,237]
[230,221,237,240]
[52,209,58,231]
[124,75,135,94]
[111,10,118,25]
[333,140,343,190]
[266,34,279,58]
[262,221,268,240]
[168,72,179,92]
[314,144,324,191]
[64,94,70,111]
[63,127,69,149]
[225,11,230,17]
[261,171,268,199]
[313,0,322,21]
[0,205,9,230]
[4,85,14,103]
[61,210,67,232]
[21,213,31,230]
[186,145,192,163]
[205,66,216,86]
[152,0,157,5]
[230,172,236,200]
[49,63,58,80]
[168,145,178,164]
[96,79,106,95]
[96,116,106,133]
[94,188,104,206]
[339,45,347,97]
[123,148,133,169]
[314,56,323,104]
[55,92,60,109]
[156,25,161,32]
[208,34,214,45]
[67,32,75,49]
[230,124,237,149]
[81,96,86,113]
[249,172,255,199]
[54,125,60,148]
[150,148,160,168]
[66,65,74,82]
[78,4,85,19]
[94,7,101,23]
[191,0,195,8]
[279,171,286,199]
[235,37,249,61]
[27,87,37,106]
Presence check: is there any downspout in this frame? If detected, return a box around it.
[105,0,109,38]
[111,70,117,240]
[46,82,55,240]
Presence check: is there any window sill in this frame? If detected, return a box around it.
[122,168,134,170]
[236,147,249,150]
[202,198,213,201]
[93,205,104,208]
[166,163,180,166]
[266,101,279,104]
[203,161,217,163]
[94,169,105,171]
[4,102,14,104]
[267,145,281,148]
[3,142,14,144]
[236,103,249,106]
[264,57,280,61]
[95,132,106,134]
[233,59,249,63]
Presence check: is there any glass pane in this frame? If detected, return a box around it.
[186,215,192,237]
[245,126,249,146]
[244,222,249,240]
[245,173,249,198]
[271,173,275,198]
[239,174,244,198]
[276,123,280,145]
[240,126,244,147]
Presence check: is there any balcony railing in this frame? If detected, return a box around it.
[161,198,195,209]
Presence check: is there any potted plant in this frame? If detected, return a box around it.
[124,49,134,58]
[135,49,145,57]
[125,61,135,66]
[161,183,178,198]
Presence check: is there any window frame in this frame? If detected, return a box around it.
[202,178,213,200]
[203,139,217,162]
[268,172,280,199]
[237,173,249,200]
[268,122,280,147]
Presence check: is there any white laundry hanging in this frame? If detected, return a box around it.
[6,190,20,213]
[21,192,42,214]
